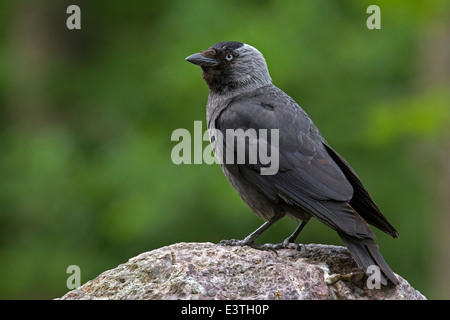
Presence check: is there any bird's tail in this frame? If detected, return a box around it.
[338,232,399,286]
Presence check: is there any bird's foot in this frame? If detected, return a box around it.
[219,238,304,253]
[219,239,278,253]
[262,240,305,252]
[219,239,267,251]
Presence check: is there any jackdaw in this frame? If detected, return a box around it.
[185,41,399,285]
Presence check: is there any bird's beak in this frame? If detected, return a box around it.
[185,52,218,67]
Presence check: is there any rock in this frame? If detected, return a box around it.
[58,242,426,300]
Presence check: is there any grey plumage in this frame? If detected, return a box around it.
[186,41,399,285]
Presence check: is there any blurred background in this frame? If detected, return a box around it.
[0,0,449,299]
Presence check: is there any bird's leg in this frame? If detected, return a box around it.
[283,218,309,244]
[257,219,310,251]
[219,215,283,250]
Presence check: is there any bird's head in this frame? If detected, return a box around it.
[185,41,272,96]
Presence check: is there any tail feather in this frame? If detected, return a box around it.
[323,143,399,238]
[339,232,399,285]
[277,182,399,286]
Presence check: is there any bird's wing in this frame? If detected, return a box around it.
[214,87,398,283]
[215,87,353,202]
[214,87,385,237]
[323,143,399,238]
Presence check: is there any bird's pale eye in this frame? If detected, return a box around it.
[225,54,233,61]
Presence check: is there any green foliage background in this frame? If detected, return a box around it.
[0,0,449,299]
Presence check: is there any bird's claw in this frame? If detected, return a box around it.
[273,241,305,251]
[219,239,304,253]
[254,241,305,252]
[219,239,262,250]
[219,239,247,246]
[219,239,275,252]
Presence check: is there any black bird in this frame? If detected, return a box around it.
[185,41,399,285]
